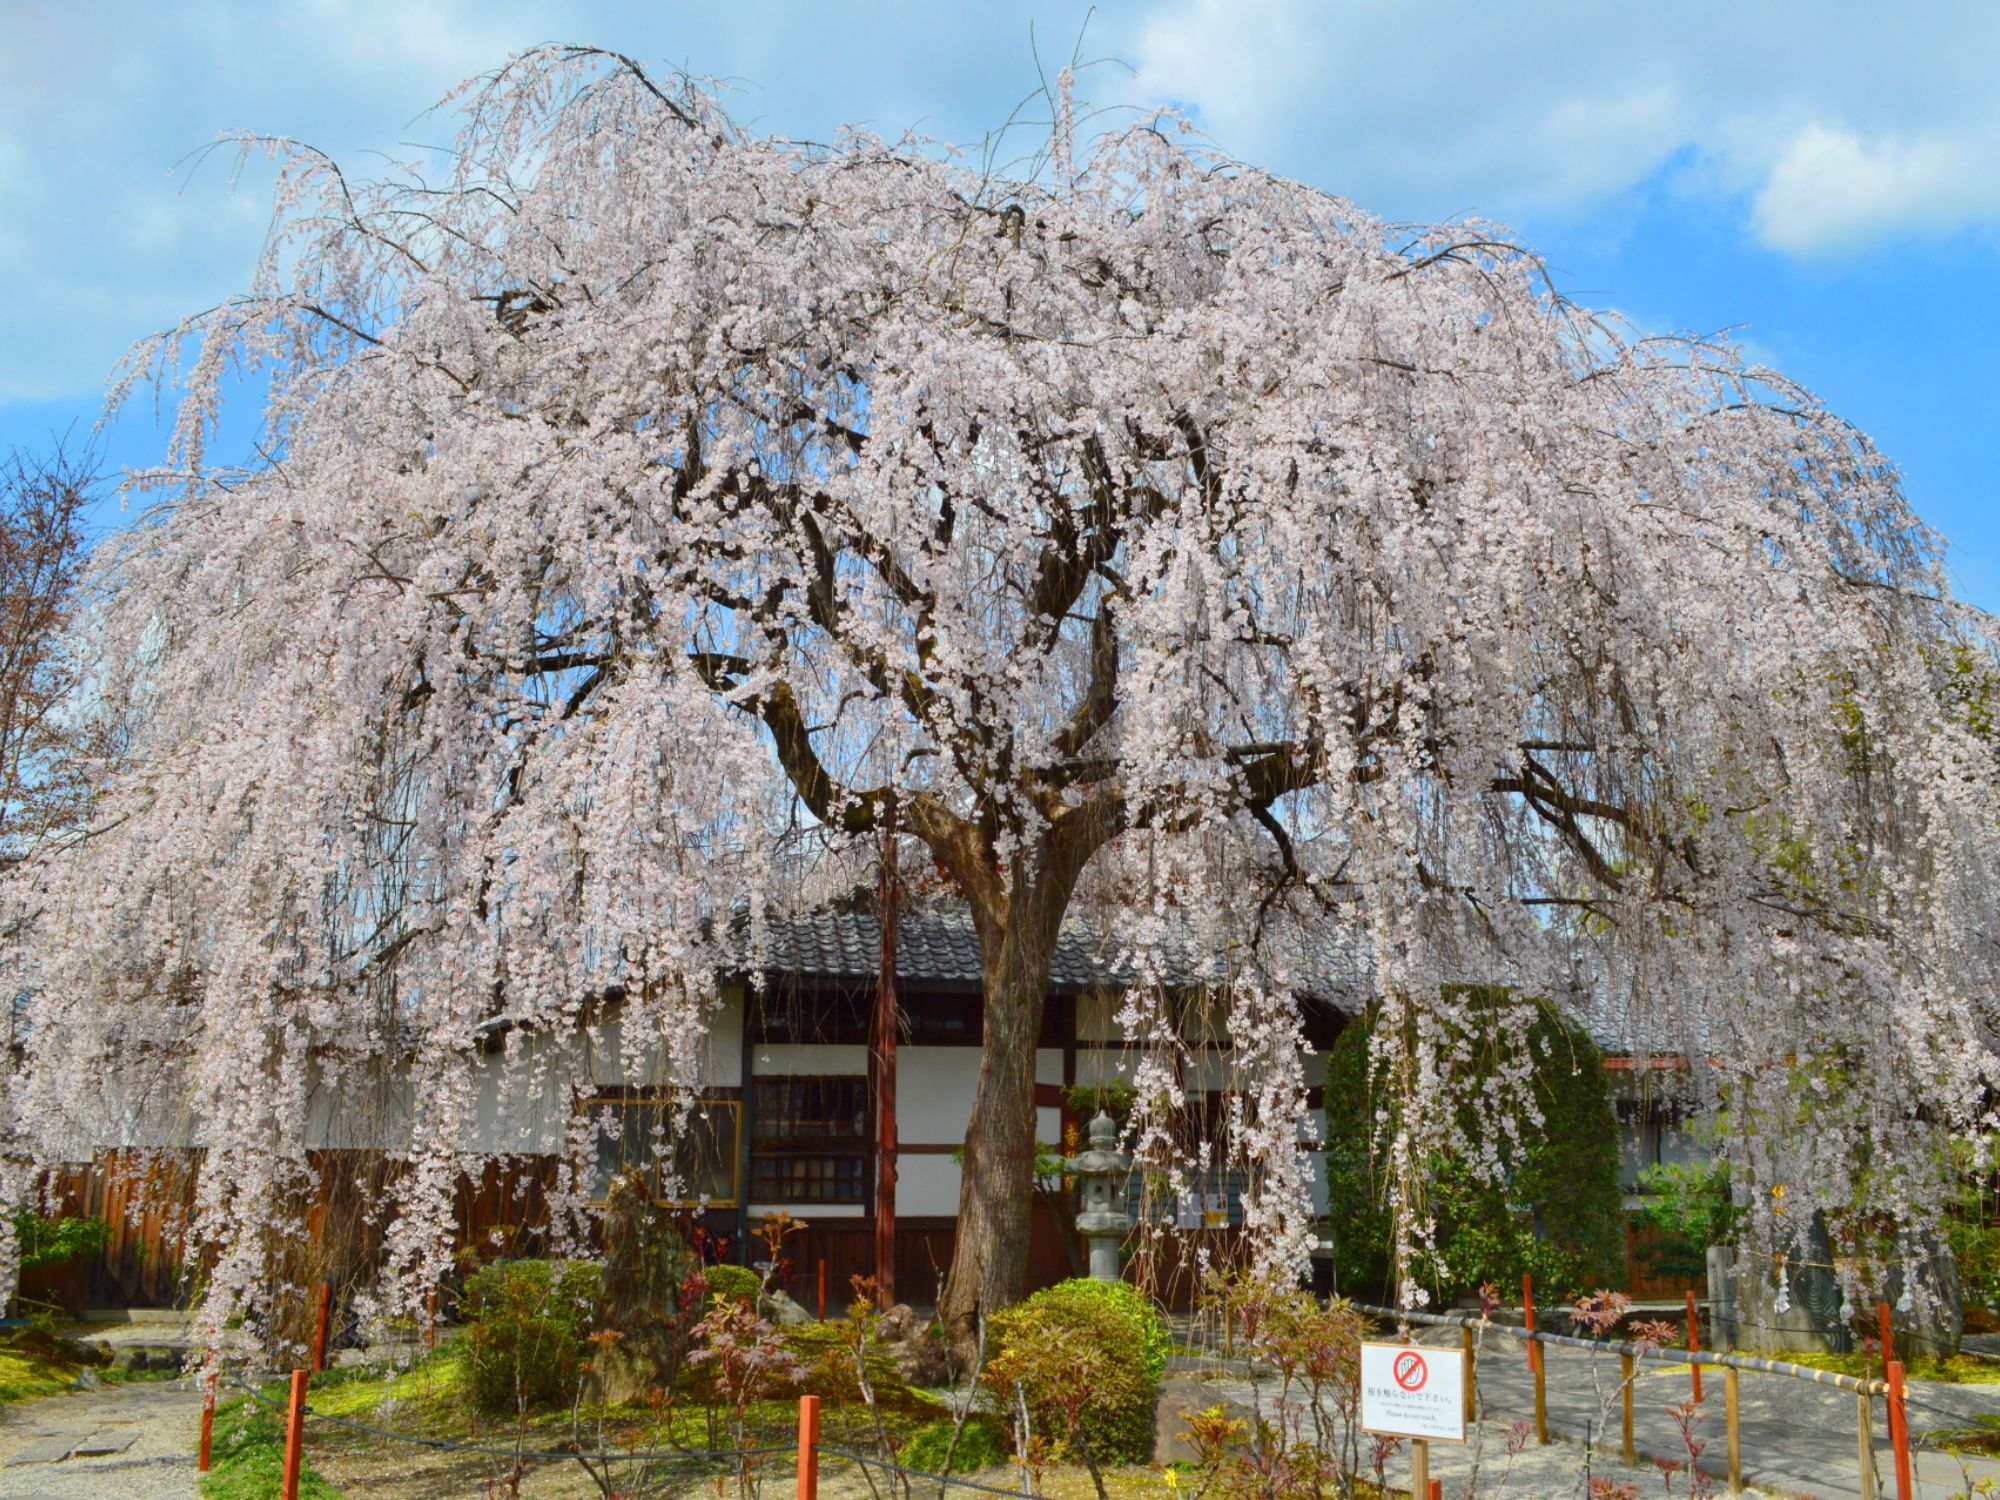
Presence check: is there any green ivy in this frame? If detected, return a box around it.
[9,1209,110,1272]
[1324,992,1625,1303]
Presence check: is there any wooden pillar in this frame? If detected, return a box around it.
[281,1368,309,1500]
[1857,1389,1878,1500]
[1724,1366,1741,1493]
[817,1258,827,1321]
[1686,1290,1702,1404]
[1461,1325,1477,1427]
[797,1393,822,1500]
[1620,1351,1636,1466]
[1411,1438,1429,1500]
[873,815,899,1304]
[1523,1275,1547,1445]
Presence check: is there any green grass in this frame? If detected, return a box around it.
[0,1348,74,1404]
[200,1389,343,1500]
[1737,1345,2000,1386]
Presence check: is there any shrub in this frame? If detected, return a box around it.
[704,1262,762,1307]
[986,1281,1159,1467]
[780,1320,923,1410]
[461,1258,603,1414]
[901,1414,1011,1474]
[1026,1278,1170,1383]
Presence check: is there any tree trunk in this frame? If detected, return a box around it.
[938,914,1059,1349]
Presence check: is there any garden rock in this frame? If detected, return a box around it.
[892,1331,953,1387]
[1152,1373,1254,1464]
[879,1302,921,1343]
[762,1290,813,1327]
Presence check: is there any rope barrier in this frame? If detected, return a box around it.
[1346,1301,1889,1394]
[820,1442,1038,1499]
[227,1374,797,1465]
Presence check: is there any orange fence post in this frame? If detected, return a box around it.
[426,1287,439,1353]
[1522,1274,1537,1371]
[1523,1275,1548,1444]
[281,1368,309,1500]
[197,1370,217,1472]
[312,1281,332,1372]
[817,1259,827,1322]
[1877,1300,1895,1368]
[797,1393,822,1500]
[1886,1360,1913,1500]
[1686,1290,1703,1404]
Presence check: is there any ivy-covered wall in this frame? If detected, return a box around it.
[1324,993,1625,1303]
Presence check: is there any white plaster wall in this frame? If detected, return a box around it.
[590,987,745,1089]
[304,1061,415,1151]
[899,1049,982,1143]
[1035,1048,1065,1086]
[897,1154,962,1216]
[467,1046,569,1155]
[1037,1104,1060,1144]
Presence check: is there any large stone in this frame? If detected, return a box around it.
[580,1343,660,1406]
[1153,1372,1256,1465]
[1884,1233,1964,1360]
[878,1302,922,1343]
[762,1291,814,1328]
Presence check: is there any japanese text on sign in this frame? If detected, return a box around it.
[1359,1342,1466,1443]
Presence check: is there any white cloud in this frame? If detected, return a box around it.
[1132,0,2000,253]
[1751,124,2000,254]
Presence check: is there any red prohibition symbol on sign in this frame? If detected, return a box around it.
[1392,1351,1429,1391]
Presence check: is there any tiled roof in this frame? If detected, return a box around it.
[726,902,1370,1003]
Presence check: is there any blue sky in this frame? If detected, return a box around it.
[4,1,1997,604]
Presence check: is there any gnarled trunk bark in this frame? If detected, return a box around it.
[936,895,1064,1349]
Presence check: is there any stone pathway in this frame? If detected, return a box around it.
[1407,1326,2000,1498]
[0,1380,204,1499]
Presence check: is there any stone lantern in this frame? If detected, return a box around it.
[1067,1110,1133,1282]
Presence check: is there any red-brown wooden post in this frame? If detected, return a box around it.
[425,1286,439,1353]
[281,1368,309,1500]
[1522,1274,1538,1371]
[1686,1289,1702,1403]
[817,1258,827,1321]
[1886,1359,1913,1500]
[312,1281,332,1372]
[197,1369,217,1472]
[797,1393,822,1500]
[874,816,899,1304]
[1877,1300,1895,1370]
[1523,1274,1548,1444]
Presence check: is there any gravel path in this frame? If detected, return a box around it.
[0,1380,204,1499]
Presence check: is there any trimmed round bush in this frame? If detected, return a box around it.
[986,1279,1161,1465]
[462,1258,603,1413]
[702,1262,762,1306]
[1025,1278,1171,1382]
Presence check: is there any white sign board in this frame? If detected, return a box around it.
[1359,1342,1466,1443]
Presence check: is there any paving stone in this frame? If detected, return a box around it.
[0,1440,72,1466]
[67,1434,134,1456]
